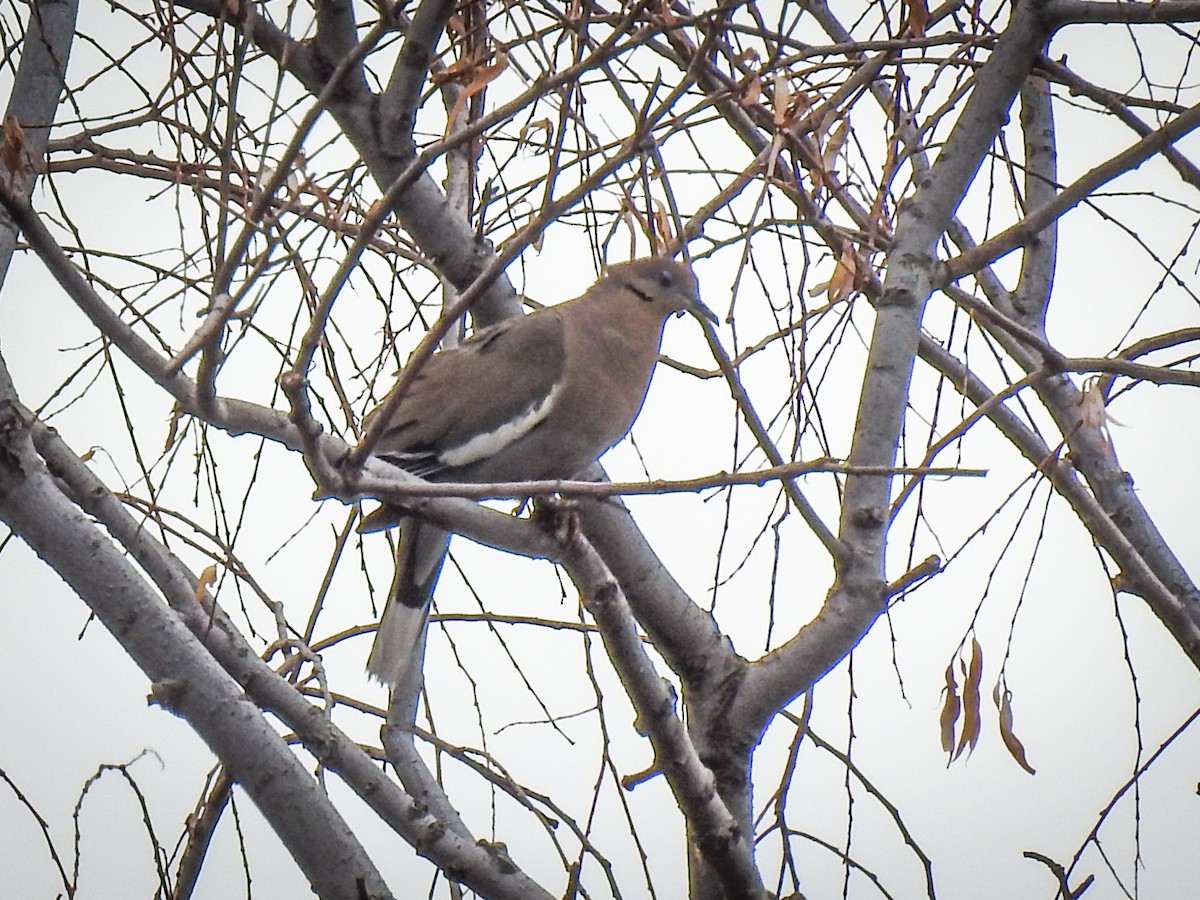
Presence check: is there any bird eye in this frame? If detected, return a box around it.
[656,269,675,290]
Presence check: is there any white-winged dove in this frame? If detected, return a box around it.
[360,256,715,687]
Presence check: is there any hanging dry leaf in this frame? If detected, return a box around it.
[790,90,813,123]
[939,663,961,755]
[773,72,791,127]
[2,115,28,177]
[195,564,217,602]
[994,682,1036,775]
[430,53,478,86]
[1078,377,1108,430]
[651,201,673,249]
[814,241,861,303]
[866,142,898,239]
[742,74,762,107]
[823,119,849,171]
[442,51,510,132]
[811,116,849,192]
[953,638,983,761]
[829,251,856,302]
[469,52,509,91]
[1078,375,1123,451]
[905,0,929,37]
[164,406,182,452]
[518,118,552,152]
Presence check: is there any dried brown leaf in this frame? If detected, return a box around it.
[811,117,849,191]
[1078,377,1108,430]
[164,406,182,452]
[939,663,960,755]
[430,54,478,86]
[518,118,552,151]
[823,119,849,171]
[906,0,929,36]
[465,50,508,91]
[773,73,790,127]
[2,115,28,177]
[742,74,762,107]
[443,51,509,131]
[995,682,1036,775]
[821,241,861,303]
[1079,375,1124,452]
[195,564,217,602]
[953,638,983,761]
[651,200,673,248]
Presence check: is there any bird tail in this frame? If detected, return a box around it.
[366,519,452,688]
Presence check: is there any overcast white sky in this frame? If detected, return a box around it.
[3,6,1200,900]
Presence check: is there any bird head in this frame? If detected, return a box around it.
[605,257,718,326]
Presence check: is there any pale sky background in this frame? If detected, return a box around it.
[2,7,1200,900]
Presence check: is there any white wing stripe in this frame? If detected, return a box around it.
[439,381,563,468]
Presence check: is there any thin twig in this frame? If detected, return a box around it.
[350,460,988,502]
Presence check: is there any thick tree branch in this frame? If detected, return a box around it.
[1015,74,1058,324]
[739,0,1051,729]
[941,99,1200,284]
[0,0,79,288]
[577,486,739,688]
[1044,0,1200,26]
[0,371,393,900]
[381,0,456,151]
[313,0,359,63]
[562,527,765,900]
[26,407,559,900]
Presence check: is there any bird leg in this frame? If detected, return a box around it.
[529,495,581,545]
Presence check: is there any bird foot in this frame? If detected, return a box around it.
[530,495,581,544]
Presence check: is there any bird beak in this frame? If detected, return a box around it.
[681,293,719,325]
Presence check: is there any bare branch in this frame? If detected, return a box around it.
[942,100,1200,283]
[1044,0,1200,26]
[739,0,1052,729]
[0,372,393,900]
[0,0,79,287]
[349,460,987,501]
[562,526,765,899]
[25,407,559,900]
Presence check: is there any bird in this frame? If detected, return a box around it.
[359,256,715,688]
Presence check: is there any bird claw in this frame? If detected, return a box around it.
[530,495,581,543]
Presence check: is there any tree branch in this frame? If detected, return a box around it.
[0,369,393,900]
[1044,0,1200,26]
[561,527,765,900]
[739,0,1052,730]
[942,99,1200,284]
[0,0,80,288]
[26,406,559,900]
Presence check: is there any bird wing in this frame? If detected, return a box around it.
[370,309,567,479]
